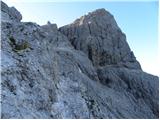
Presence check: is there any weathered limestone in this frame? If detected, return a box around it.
[1,2,159,119]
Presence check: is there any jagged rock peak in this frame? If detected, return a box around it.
[59,8,141,69]
[41,22,58,33]
[1,1,22,22]
[87,8,111,17]
[72,8,118,29]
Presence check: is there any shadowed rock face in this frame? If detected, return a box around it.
[1,2,159,119]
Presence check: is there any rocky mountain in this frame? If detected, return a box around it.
[1,1,159,119]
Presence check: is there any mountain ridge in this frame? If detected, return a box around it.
[1,1,159,119]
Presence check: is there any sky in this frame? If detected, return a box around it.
[2,0,159,76]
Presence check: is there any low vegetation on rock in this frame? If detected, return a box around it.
[1,1,159,119]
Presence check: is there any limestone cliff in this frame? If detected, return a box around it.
[1,2,159,118]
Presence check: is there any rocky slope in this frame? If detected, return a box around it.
[1,1,159,119]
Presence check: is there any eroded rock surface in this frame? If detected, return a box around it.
[59,8,141,69]
[1,2,159,119]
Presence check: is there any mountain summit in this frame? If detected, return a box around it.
[60,8,141,69]
[1,2,159,119]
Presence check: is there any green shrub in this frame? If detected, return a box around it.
[9,36,16,45]
[9,36,29,51]
[14,41,29,51]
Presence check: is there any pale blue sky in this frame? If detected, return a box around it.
[2,0,159,76]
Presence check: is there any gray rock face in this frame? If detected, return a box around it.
[1,1,22,22]
[59,9,141,69]
[1,2,159,119]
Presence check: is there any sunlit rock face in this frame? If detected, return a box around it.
[59,8,141,69]
[1,1,159,119]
